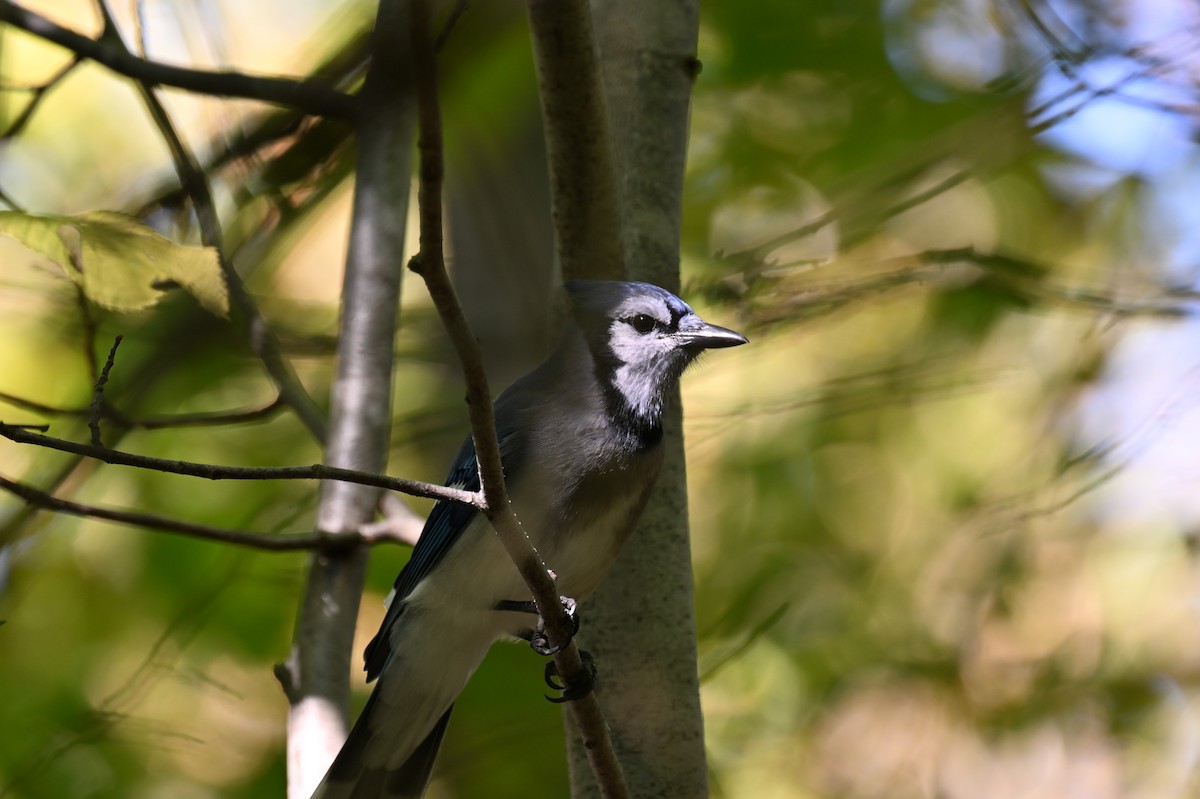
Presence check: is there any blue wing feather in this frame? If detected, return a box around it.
[392,437,482,603]
[363,423,523,681]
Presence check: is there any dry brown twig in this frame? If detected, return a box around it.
[406,1,630,796]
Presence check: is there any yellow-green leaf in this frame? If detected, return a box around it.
[0,210,228,316]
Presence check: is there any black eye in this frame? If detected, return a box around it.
[628,314,657,334]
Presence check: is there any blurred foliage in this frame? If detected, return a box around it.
[2,0,1200,798]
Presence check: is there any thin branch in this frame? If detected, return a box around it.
[0,439,105,549]
[118,396,287,429]
[0,55,81,139]
[0,471,382,551]
[89,335,122,447]
[434,0,470,51]
[407,4,629,797]
[126,24,374,217]
[133,113,309,216]
[699,602,790,683]
[0,0,358,117]
[409,0,547,646]
[0,389,285,429]
[0,422,479,508]
[1014,0,1089,66]
[1014,0,1200,130]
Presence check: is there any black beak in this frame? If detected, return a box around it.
[675,314,749,350]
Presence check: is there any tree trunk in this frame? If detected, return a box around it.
[282,3,416,797]
[565,2,708,797]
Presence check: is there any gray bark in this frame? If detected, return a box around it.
[527,0,624,283]
[283,3,416,797]
[566,1,708,797]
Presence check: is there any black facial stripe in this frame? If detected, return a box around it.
[597,377,663,449]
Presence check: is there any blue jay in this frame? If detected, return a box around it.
[313,280,746,798]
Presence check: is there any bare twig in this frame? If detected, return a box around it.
[0,390,285,429]
[0,422,478,508]
[0,0,358,117]
[128,24,375,218]
[89,335,122,447]
[1014,0,1200,129]
[434,0,470,51]
[123,397,286,429]
[0,437,107,550]
[407,3,629,796]
[0,471,402,551]
[0,55,81,139]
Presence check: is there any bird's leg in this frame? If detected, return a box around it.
[495,596,594,700]
[495,595,580,655]
[544,650,597,703]
[494,598,538,615]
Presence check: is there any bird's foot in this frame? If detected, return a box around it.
[498,595,580,656]
[529,596,579,655]
[544,650,597,703]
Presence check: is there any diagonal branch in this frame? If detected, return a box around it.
[0,54,81,139]
[0,0,358,117]
[406,3,629,797]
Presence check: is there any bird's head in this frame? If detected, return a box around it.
[565,280,747,430]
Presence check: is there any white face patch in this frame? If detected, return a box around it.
[604,296,693,421]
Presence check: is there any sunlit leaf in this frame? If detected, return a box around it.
[0,211,228,316]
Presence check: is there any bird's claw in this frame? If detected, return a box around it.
[497,595,581,655]
[544,650,596,703]
[529,596,579,656]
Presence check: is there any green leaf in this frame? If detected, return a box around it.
[0,210,228,316]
